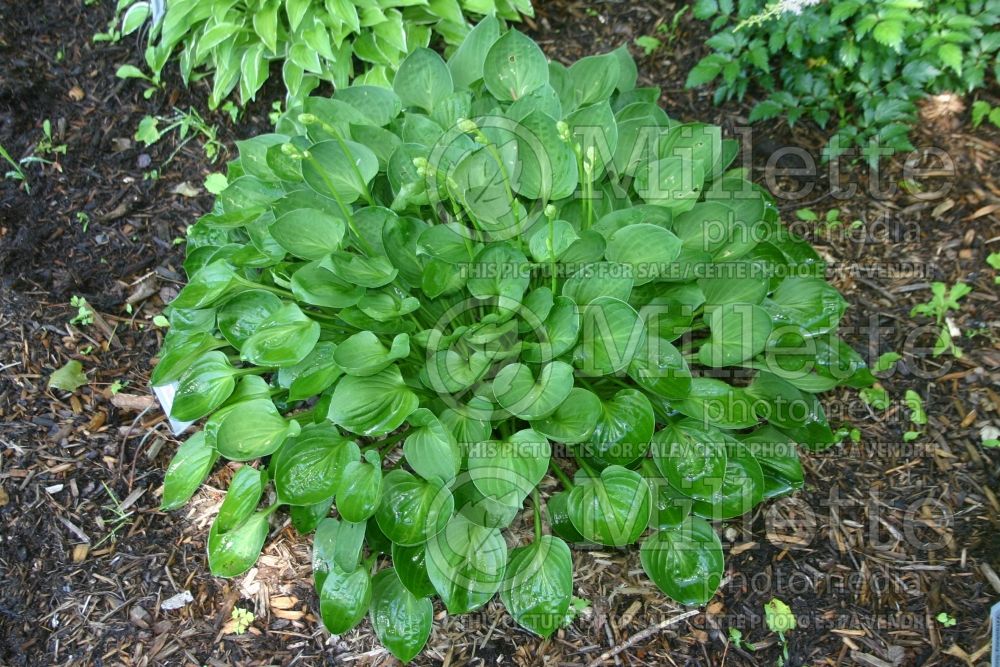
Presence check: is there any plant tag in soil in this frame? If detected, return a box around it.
[153,382,195,435]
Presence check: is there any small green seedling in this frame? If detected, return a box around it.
[764,598,796,666]
[987,253,1000,284]
[728,627,754,651]
[935,611,956,627]
[37,120,67,157]
[116,64,162,99]
[94,482,135,548]
[910,282,971,358]
[70,296,94,326]
[135,108,223,163]
[902,389,926,442]
[796,208,863,235]
[635,35,662,56]
[873,351,901,373]
[860,385,890,411]
[231,607,255,635]
[75,211,91,232]
[0,142,28,191]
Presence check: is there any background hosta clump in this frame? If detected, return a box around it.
[155,21,873,661]
[114,0,532,107]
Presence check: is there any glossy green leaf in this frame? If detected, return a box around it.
[580,388,655,468]
[240,303,320,367]
[404,409,462,484]
[375,470,454,546]
[370,568,433,664]
[269,208,346,260]
[328,366,419,436]
[273,425,360,506]
[568,465,651,546]
[492,361,574,421]
[484,29,548,101]
[468,429,551,508]
[216,398,300,461]
[698,303,773,367]
[394,48,454,113]
[334,331,410,377]
[530,388,601,444]
[640,517,723,605]
[573,297,644,376]
[217,290,282,349]
[425,513,508,614]
[337,449,383,522]
[391,543,436,598]
[501,536,573,638]
[171,351,236,421]
[161,432,218,511]
[208,510,269,577]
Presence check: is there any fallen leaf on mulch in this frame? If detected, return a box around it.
[172,181,201,197]
[49,360,87,391]
[68,85,85,101]
[0,486,8,508]
[161,590,195,611]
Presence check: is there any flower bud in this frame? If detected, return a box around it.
[457,117,478,133]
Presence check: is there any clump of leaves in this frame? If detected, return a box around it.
[154,24,872,662]
[687,0,1000,160]
[909,281,971,357]
[114,0,532,108]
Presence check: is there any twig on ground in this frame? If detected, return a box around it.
[585,609,701,667]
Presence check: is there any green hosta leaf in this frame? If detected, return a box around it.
[604,224,682,285]
[673,378,758,429]
[290,498,334,533]
[404,409,462,484]
[468,429,551,508]
[484,29,548,101]
[651,420,728,503]
[698,303,773,367]
[334,331,410,377]
[529,220,578,263]
[240,303,320,367]
[215,466,266,534]
[337,450,384,522]
[161,432,218,511]
[425,513,508,614]
[640,517,723,605]
[768,277,846,336]
[492,361,574,421]
[273,425,360,506]
[376,469,454,546]
[561,262,633,306]
[216,398,300,461]
[269,208,346,260]
[370,568,433,664]
[691,442,764,520]
[391,543,436,598]
[317,560,372,635]
[567,51,621,108]
[171,261,236,310]
[501,536,573,638]
[328,366,419,436]
[568,465,651,546]
[521,295,580,363]
[530,387,601,444]
[172,351,236,421]
[279,341,342,402]
[217,290,282,349]
[580,388,655,468]
[740,426,803,498]
[546,490,586,543]
[302,139,379,204]
[394,48,454,113]
[628,336,692,400]
[151,332,226,386]
[208,510,269,577]
[573,297,644,376]
[314,517,367,577]
[448,15,501,89]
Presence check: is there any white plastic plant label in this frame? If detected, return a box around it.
[152,383,195,436]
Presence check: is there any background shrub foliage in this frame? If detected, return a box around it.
[687,0,1000,158]
[156,22,873,661]
[116,0,531,107]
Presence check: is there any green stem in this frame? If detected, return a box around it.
[574,455,598,478]
[549,460,574,490]
[234,276,295,299]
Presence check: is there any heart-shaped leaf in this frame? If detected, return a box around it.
[640,517,723,605]
[273,425,360,506]
[425,513,508,614]
[328,366,419,436]
[493,361,574,421]
[370,568,433,663]
[579,388,654,468]
[375,470,454,546]
[501,536,573,638]
[337,450,384,522]
[216,398,300,461]
[568,465,651,546]
[468,429,551,508]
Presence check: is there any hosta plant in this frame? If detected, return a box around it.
[113,0,532,107]
[155,22,873,661]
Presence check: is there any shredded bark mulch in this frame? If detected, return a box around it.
[2,1,998,665]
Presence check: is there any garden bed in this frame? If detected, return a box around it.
[1,0,999,665]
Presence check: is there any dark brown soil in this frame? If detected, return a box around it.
[2,1,998,666]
